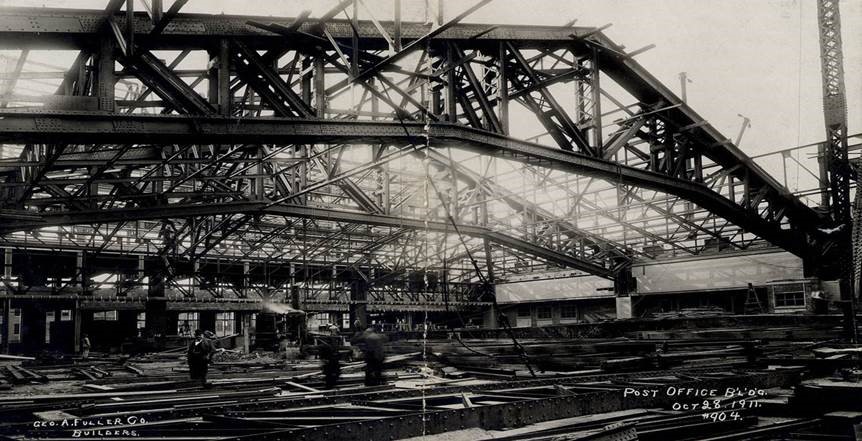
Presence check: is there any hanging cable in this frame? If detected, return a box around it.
[374,44,536,377]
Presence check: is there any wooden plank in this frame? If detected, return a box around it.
[285,381,320,393]
[18,367,49,383]
[0,353,35,361]
[124,363,145,376]
[90,366,112,377]
[83,384,116,391]
[72,368,99,381]
[4,365,28,384]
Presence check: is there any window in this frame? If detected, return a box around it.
[136,312,146,334]
[774,291,805,308]
[13,324,20,335]
[13,309,20,317]
[45,311,55,344]
[60,310,72,321]
[537,307,552,320]
[517,308,531,317]
[307,312,330,332]
[560,305,578,319]
[250,313,257,331]
[177,312,199,336]
[93,310,117,321]
[215,312,235,337]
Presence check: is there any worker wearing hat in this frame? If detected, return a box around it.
[187,329,215,387]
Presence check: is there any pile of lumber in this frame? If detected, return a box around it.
[647,306,732,319]
[2,364,48,384]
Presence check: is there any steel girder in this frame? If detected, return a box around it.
[0,4,829,291]
[570,34,824,227]
[0,201,613,277]
[0,7,589,50]
[0,112,815,257]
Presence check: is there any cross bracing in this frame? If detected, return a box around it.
[0,2,833,306]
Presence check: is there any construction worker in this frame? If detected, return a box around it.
[187,329,215,387]
[318,335,342,389]
[81,334,91,359]
[351,325,388,386]
[179,321,191,337]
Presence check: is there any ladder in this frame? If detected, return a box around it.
[744,283,765,314]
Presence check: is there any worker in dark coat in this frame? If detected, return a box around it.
[351,325,388,386]
[187,329,215,387]
[317,335,342,389]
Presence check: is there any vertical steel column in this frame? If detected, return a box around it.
[253,147,264,200]
[73,299,81,353]
[312,56,325,204]
[816,0,855,340]
[693,154,703,183]
[614,266,634,319]
[351,281,368,330]
[372,91,391,214]
[125,0,134,56]
[449,164,458,220]
[153,154,164,197]
[590,49,602,153]
[351,0,359,78]
[243,261,250,298]
[383,161,391,214]
[300,56,312,103]
[479,160,498,326]
[289,262,299,309]
[330,265,337,300]
[192,259,200,293]
[240,312,250,353]
[208,47,219,107]
[1,249,10,353]
[299,56,313,206]
[446,45,457,122]
[575,57,587,125]
[150,0,163,24]
[313,57,325,116]
[2,249,10,291]
[393,0,402,51]
[1,297,8,353]
[137,255,145,284]
[97,37,115,111]
[146,256,168,337]
[497,42,509,135]
[217,39,231,116]
[480,185,494,284]
[76,251,85,292]
[818,142,831,209]
[818,0,850,224]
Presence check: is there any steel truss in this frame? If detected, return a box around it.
[0,3,830,307]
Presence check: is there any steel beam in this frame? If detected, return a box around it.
[0,111,817,257]
[0,201,613,277]
[0,7,590,50]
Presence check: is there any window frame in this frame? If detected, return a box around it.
[774,291,805,308]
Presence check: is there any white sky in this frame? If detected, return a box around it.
[2,0,860,159]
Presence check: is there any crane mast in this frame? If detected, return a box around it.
[816,0,856,341]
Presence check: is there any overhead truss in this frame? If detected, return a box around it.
[0,2,829,303]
